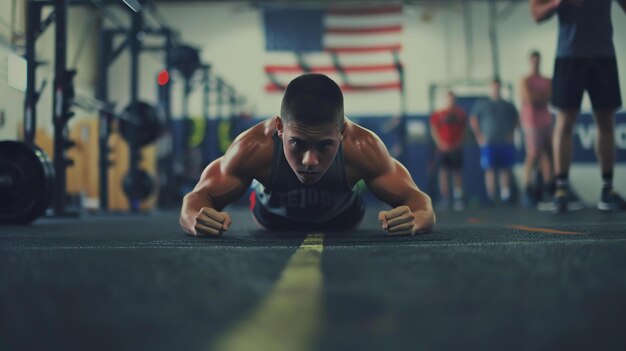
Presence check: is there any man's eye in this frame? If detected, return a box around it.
[289,140,300,147]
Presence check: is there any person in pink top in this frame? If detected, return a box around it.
[519,50,555,206]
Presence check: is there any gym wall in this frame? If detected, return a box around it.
[104,1,626,203]
[106,1,626,118]
[0,2,100,140]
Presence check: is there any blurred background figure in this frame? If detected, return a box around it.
[531,0,626,213]
[470,78,520,205]
[519,50,555,208]
[429,90,467,210]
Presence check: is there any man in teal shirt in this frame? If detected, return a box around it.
[470,77,520,205]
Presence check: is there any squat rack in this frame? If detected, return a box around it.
[24,0,173,215]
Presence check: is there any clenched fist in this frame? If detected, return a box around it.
[378,205,433,236]
[188,207,232,237]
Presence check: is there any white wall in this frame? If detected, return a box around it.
[124,1,626,118]
[5,2,622,123]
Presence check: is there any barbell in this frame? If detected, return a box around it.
[118,101,164,147]
[0,141,54,225]
[72,96,163,147]
[0,139,157,225]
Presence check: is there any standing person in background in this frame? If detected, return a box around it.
[430,91,467,210]
[519,50,555,207]
[470,78,520,205]
[530,0,626,213]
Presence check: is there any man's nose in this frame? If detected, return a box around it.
[302,150,319,166]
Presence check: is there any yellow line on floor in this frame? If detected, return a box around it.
[212,233,325,351]
[507,225,582,235]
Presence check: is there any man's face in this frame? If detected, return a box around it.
[446,92,456,108]
[491,81,501,98]
[277,117,343,185]
[530,54,540,71]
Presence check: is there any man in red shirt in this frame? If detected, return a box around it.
[430,90,467,210]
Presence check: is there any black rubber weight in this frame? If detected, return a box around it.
[0,141,53,225]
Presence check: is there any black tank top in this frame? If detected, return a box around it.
[254,132,360,223]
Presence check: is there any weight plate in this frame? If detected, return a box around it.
[0,141,54,225]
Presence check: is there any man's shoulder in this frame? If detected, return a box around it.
[453,107,467,117]
[430,110,444,121]
[526,74,550,83]
[232,119,272,146]
[471,99,488,114]
[496,99,516,110]
[504,100,517,109]
[343,120,393,176]
[344,120,381,144]
[225,119,275,173]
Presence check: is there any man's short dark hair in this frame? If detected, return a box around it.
[280,73,344,127]
[530,50,541,58]
[492,76,502,85]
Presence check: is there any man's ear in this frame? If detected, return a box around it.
[275,116,283,137]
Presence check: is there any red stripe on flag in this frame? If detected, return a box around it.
[342,82,402,91]
[325,25,402,35]
[327,6,403,16]
[265,82,401,93]
[265,64,401,74]
[325,44,402,53]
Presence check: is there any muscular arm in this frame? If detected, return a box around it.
[180,126,270,235]
[429,115,443,148]
[519,78,531,105]
[530,0,561,23]
[367,159,435,234]
[180,157,250,218]
[347,128,435,234]
[469,115,484,145]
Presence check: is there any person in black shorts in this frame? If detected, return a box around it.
[531,0,626,212]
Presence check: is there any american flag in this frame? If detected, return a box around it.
[262,3,404,93]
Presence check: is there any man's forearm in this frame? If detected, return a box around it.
[180,192,214,228]
[408,194,435,232]
[470,122,484,144]
[531,0,560,23]
[431,130,442,148]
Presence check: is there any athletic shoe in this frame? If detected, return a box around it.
[552,188,585,213]
[597,190,626,212]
